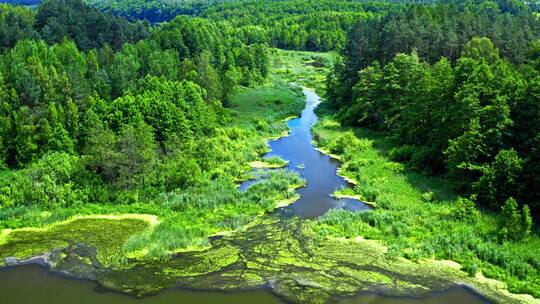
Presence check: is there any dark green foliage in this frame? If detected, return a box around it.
[330,34,539,213]
[86,0,223,23]
[328,2,540,110]
[0,4,38,51]
[474,149,523,209]
[35,0,149,50]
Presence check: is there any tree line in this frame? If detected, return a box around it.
[327,2,540,225]
[1,0,149,51]
[0,0,270,207]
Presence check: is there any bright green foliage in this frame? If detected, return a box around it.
[0,3,270,169]
[330,35,538,212]
[0,152,100,211]
[312,116,540,298]
[454,197,480,223]
[522,205,532,238]
[500,198,530,240]
[0,0,281,252]
[462,37,500,64]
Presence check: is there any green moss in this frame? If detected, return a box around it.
[0,210,531,303]
[0,216,151,267]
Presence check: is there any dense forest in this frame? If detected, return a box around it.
[1,1,148,51]
[0,0,273,214]
[0,0,539,302]
[327,2,539,223]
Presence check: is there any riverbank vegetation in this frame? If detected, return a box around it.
[271,49,335,95]
[327,3,540,218]
[312,113,540,298]
[1,0,539,302]
[322,0,540,299]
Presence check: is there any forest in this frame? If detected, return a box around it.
[327,2,540,220]
[0,0,294,251]
[0,0,539,303]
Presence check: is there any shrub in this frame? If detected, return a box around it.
[454,197,480,223]
[462,260,479,276]
[499,198,531,240]
[327,131,371,154]
[421,191,439,203]
[383,161,405,174]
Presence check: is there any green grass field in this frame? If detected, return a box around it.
[270,49,336,95]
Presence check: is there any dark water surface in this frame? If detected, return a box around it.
[0,88,490,303]
[0,264,490,304]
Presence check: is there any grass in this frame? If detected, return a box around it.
[270,48,336,95]
[0,51,309,261]
[228,82,305,137]
[311,108,540,299]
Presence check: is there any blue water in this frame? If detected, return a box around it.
[241,87,370,217]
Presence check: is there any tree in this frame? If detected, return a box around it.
[116,119,158,189]
[500,197,522,240]
[500,197,531,240]
[474,149,523,208]
[522,204,532,238]
[84,124,119,184]
[462,37,500,64]
[196,50,222,102]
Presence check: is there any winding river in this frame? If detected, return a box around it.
[241,87,368,216]
[0,88,491,303]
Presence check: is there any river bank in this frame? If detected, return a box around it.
[311,104,540,303]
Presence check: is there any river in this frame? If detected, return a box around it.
[0,88,491,304]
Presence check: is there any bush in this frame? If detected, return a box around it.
[327,131,371,154]
[499,197,531,240]
[454,197,480,223]
[383,161,405,174]
[421,191,439,203]
[0,152,94,209]
[462,260,479,276]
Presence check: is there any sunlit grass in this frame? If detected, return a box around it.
[270,48,336,94]
[312,110,540,298]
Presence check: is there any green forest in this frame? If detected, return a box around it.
[0,0,539,303]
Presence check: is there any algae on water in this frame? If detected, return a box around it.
[0,213,531,304]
